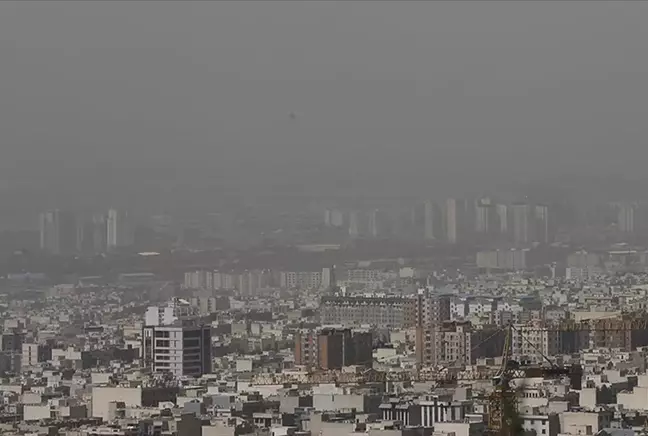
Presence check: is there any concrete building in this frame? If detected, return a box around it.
[184,270,214,290]
[618,203,635,233]
[565,267,602,281]
[381,394,473,428]
[319,296,414,328]
[520,413,560,436]
[40,209,77,255]
[142,321,212,378]
[280,271,323,289]
[348,210,360,238]
[294,330,318,369]
[415,290,451,328]
[445,198,458,244]
[423,201,436,241]
[534,204,551,244]
[567,251,601,269]
[511,203,532,245]
[475,200,498,236]
[107,208,134,250]
[77,214,108,254]
[91,386,178,422]
[368,209,383,239]
[416,321,505,367]
[145,298,196,326]
[189,296,230,316]
[496,204,509,234]
[1,330,24,352]
[317,328,373,370]
[476,249,528,271]
[186,269,271,293]
[21,343,52,367]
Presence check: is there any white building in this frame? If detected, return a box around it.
[107,208,133,249]
[145,298,196,326]
[521,413,560,436]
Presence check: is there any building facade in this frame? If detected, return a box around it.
[142,322,212,378]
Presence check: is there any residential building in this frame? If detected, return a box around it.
[107,208,134,250]
[40,209,77,255]
[142,321,212,378]
[319,296,414,328]
[511,203,532,245]
[317,328,373,370]
[145,298,197,327]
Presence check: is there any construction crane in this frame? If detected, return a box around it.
[249,324,582,388]
[486,324,582,436]
[249,320,648,436]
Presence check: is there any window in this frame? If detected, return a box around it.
[184,339,200,348]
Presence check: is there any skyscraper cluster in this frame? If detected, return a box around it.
[39,208,133,255]
[323,198,553,245]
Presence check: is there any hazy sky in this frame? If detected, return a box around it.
[1,1,648,217]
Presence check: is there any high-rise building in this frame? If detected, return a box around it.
[294,330,318,369]
[348,211,360,238]
[321,266,337,291]
[534,204,551,244]
[618,203,635,233]
[184,271,215,290]
[142,321,212,378]
[295,328,372,370]
[423,201,435,241]
[238,270,271,296]
[317,328,372,370]
[414,290,452,366]
[40,210,77,255]
[475,200,498,236]
[368,209,382,238]
[445,199,458,244]
[107,209,134,250]
[324,209,345,227]
[511,203,532,245]
[76,214,108,254]
[77,219,93,254]
[415,290,451,328]
[415,321,505,367]
[324,209,332,227]
[330,209,345,227]
[92,214,108,253]
[496,204,509,234]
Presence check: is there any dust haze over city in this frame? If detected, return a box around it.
[4,2,648,435]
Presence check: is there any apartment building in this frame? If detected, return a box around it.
[319,296,414,328]
[142,321,212,378]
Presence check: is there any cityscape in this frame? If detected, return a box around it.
[3,2,648,436]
